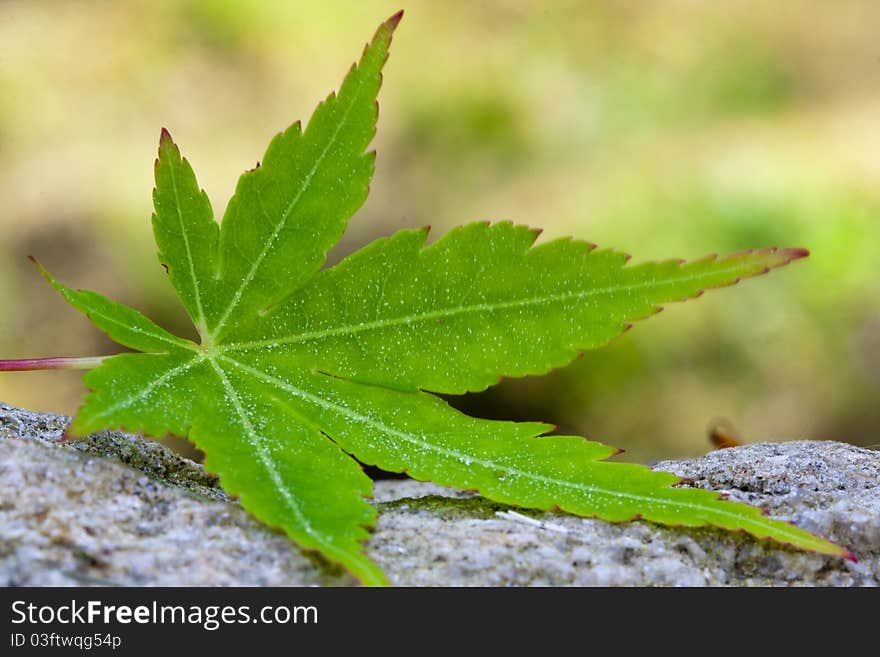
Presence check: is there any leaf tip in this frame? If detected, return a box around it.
[386,9,404,30]
[27,255,52,283]
[784,247,810,261]
[805,536,854,561]
[157,128,181,167]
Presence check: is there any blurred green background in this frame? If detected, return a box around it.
[0,0,877,463]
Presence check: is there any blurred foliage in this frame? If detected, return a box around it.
[0,0,878,463]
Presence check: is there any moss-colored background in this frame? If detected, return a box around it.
[1,0,878,462]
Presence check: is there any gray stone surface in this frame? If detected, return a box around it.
[1,402,877,586]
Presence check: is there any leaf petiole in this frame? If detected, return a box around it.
[0,356,109,371]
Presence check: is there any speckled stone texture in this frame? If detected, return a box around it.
[1,402,877,586]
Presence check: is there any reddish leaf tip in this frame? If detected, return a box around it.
[26,255,36,264]
[386,10,404,29]
[785,247,810,261]
[844,549,858,563]
[159,127,173,144]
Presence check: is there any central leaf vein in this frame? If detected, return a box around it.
[220,264,750,354]
[167,153,208,336]
[206,357,334,549]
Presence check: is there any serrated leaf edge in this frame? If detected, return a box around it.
[217,353,849,559]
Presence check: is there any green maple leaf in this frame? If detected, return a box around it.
[14,12,851,585]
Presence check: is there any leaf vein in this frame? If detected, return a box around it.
[167,153,208,335]
[220,264,749,353]
[219,355,805,543]
[207,357,335,550]
[90,356,200,422]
